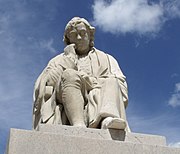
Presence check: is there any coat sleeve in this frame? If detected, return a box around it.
[33,54,64,129]
[33,54,64,107]
[107,54,128,108]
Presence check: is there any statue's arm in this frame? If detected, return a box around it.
[33,55,64,112]
[33,44,82,112]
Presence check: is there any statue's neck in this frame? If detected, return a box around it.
[75,49,89,56]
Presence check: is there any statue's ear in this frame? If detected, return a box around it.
[63,35,70,46]
[90,27,95,36]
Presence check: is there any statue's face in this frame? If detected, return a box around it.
[68,22,90,55]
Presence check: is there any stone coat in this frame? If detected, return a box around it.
[33,48,128,130]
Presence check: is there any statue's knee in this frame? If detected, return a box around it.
[103,78,119,90]
[106,77,118,84]
[61,69,80,83]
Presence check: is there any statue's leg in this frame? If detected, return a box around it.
[60,69,86,127]
[100,77,127,130]
[88,77,127,129]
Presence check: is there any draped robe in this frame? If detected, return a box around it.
[33,48,129,131]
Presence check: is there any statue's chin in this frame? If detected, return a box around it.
[76,47,89,55]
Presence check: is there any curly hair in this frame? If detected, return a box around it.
[63,17,95,49]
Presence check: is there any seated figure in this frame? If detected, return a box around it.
[33,17,130,132]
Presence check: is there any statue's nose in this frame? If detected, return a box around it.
[77,34,82,40]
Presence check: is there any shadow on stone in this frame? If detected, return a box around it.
[108,129,126,141]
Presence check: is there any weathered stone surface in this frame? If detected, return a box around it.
[6,127,180,154]
[38,124,112,140]
[108,129,167,146]
[38,124,166,146]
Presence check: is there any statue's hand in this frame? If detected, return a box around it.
[79,72,100,90]
[64,44,77,63]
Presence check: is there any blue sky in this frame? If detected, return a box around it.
[0,0,180,152]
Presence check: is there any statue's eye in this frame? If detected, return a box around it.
[80,30,86,36]
[69,31,77,38]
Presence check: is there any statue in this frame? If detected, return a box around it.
[33,17,130,132]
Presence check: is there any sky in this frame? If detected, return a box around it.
[0,0,180,152]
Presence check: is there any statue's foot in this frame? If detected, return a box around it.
[101,117,126,130]
[73,123,87,128]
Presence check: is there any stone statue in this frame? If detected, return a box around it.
[33,17,130,132]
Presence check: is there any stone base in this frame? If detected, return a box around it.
[38,124,166,145]
[6,125,180,154]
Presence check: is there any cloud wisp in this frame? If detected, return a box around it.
[168,83,180,107]
[169,142,180,148]
[161,0,180,19]
[39,38,57,53]
[92,0,180,35]
[0,1,62,152]
[127,110,180,145]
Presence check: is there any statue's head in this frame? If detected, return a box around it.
[63,17,95,55]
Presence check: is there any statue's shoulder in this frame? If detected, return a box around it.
[93,48,117,61]
[107,53,118,62]
[92,48,109,58]
[48,53,64,65]
[93,48,106,54]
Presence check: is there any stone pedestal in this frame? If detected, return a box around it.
[6,125,180,154]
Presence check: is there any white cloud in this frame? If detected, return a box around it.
[168,83,180,107]
[171,73,179,78]
[175,83,180,92]
[161,0,180,18]
[0,1,63,153]
[127,111,180,144]
[92,0,180,35]
[39,38,57,53]
[0,0,60,132]
[169,142,180,147]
